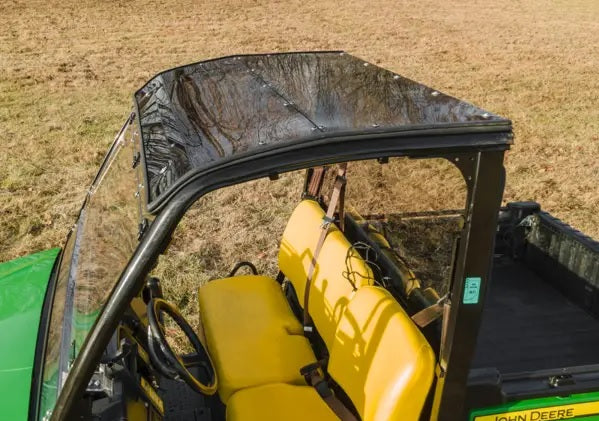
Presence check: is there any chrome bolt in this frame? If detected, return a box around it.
[431,91,440,97]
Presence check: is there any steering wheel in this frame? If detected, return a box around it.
[146,298,217,395]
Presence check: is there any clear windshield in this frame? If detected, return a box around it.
[39,118,140,419]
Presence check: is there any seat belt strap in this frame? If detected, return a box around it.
[303,163,348,331]
[301,363,359,421]
[410,294,448,328]
[322,393,359,421]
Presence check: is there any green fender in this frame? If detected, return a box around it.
[0,248,60,421]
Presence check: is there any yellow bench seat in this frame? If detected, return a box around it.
[227,286,436,421]
[226,383,338,421]
[198,275,316,403]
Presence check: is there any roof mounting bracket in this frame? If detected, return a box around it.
[138,218,149,241]
[132,151,140,169]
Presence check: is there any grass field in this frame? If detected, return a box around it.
[2,0,598,352]
[2,0,598,263]
[2,0,599,262]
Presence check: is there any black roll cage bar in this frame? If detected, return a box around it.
[49,125,508,421]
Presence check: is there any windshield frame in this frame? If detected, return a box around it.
[33,114,141,420]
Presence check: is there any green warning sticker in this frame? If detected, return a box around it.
[463,277,481,304]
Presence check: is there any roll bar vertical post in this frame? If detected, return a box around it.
[430,150,506,421]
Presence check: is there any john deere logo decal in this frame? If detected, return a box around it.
[474,400,599,421]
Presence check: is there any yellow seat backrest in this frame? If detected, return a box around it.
[328,286,436,421]
[278,200,374,348]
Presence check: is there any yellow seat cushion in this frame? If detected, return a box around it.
[279,199,374,348]
[226,383,338,421]
[329,286,436,421]
[199,275,316,403]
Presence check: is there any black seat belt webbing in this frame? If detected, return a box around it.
[301,363,359,421]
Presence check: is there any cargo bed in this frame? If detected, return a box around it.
[345,204,599,409]
[472,257,599,374]
[466,206,599,408]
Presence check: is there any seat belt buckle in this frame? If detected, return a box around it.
[300,360,325,385]
[321,216,334,228]
[335,174,346,184]
[300,361,321,378]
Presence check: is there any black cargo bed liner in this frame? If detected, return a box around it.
[472,257,599,374]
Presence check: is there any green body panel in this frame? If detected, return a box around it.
[0,248,60,421]
[470,391,599,420]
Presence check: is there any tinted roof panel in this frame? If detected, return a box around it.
[135,51,510,205]
[243,53,501,130]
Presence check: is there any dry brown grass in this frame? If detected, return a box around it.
[2,0,598,332]
[2,0,598,264]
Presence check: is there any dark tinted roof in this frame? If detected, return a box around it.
[135,51,511,207]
